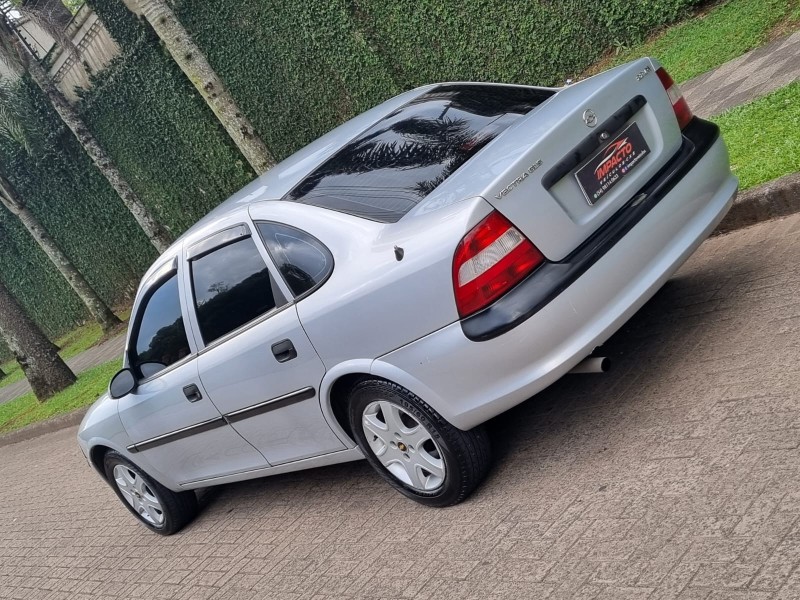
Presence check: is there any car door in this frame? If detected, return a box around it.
[186,223,346,466]
[117,258,269,484]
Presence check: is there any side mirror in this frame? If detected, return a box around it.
[109,368,137,399]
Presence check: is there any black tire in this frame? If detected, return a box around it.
[348,378,491,507]
[103,451,198,535]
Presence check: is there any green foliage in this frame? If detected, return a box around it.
[0,307,127,390]
[0,77,156,339]
[82,0,255,235]
[171,0,703,161]
[0,357,121,433]
[0,0,707,357]
[610,0,800,82]
[713,81,800,190]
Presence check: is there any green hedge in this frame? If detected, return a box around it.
[82,0,255,235]
[0,78,156,338]
[176,0,702,160]
[0,0,703,357]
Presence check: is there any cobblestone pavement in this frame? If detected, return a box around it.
[682,30,800,118]
[1,212,800,600]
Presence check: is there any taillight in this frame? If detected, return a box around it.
[656,67,693,129]
[452,210,544,318]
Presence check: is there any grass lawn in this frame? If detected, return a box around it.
[0,358,120,434]
[0,308,129,391]
[588,0,800,83]
[712,81,800,190]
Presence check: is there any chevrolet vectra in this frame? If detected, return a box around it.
[78,58,737,534]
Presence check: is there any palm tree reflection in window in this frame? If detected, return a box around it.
[285,85,552,222]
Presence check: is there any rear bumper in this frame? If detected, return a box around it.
[463,117,721,341]
[374,125,737,430]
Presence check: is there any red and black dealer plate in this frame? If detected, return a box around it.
[575,122,650,205]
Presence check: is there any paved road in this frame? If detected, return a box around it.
[1,212,800,600]
[0,334,124,405]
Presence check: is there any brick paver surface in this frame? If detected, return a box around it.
[1,212,800,599]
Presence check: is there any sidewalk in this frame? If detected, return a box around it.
[0,333,124,405]
[681,29,800,117]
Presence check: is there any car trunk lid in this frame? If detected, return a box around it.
[479,58,684,261]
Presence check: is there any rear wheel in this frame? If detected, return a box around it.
[103,451,198,535]
[348,379,491,506]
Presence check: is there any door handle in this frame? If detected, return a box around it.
[183,384,203,403]
[271,339,297,363]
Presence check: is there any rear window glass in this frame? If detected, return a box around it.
[257,222,333,297]
[283,84,553,223]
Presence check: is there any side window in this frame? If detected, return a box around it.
[256,222,333,297]
[190,236,286,345]
[132,275,190,378]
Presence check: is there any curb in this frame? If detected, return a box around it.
[714,172,800,235]
[0,406,88,449]
[1,174,798,449]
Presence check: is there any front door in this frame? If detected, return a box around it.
[118,268,268,484]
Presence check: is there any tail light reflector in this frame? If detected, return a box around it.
[656,67,693,129]
[453,210,544,318]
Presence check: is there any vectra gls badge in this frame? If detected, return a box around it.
[582,109,597,127]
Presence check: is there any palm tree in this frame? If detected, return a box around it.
[0,279,76,401]
[0,9,174,252]
[0,78,121,333]
[130,0,275,174]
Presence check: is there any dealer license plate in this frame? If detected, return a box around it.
[575,122,650,205]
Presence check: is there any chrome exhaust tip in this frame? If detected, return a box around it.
[568,356,610,374]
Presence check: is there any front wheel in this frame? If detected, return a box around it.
[348,379,491,506]
[103,451,198,535]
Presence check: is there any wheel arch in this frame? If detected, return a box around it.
[89,444,112,480]
[319,359,453,446]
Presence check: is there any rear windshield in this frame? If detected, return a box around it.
[283,84,553,223]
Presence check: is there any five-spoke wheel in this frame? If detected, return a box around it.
[103,450,198,535]
[349,378,491,506]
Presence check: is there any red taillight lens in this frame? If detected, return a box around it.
[656,67,692,129]
[452,210,544,318]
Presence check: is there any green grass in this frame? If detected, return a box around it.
[0,308,129,391]
[604,0,800,83]
[712,81,800,190]
[0,358,120,434]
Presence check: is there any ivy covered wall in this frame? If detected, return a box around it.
[176,0,702,159]
[0,0,702,353]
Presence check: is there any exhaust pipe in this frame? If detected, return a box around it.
[569,356,610,374]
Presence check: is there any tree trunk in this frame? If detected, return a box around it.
[0,281,76,401]
[135,0,276,174]
[11,35,174,253]
[0,366,5,378]
[0,175,122,334]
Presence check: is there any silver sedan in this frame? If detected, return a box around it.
[78,57,737,534]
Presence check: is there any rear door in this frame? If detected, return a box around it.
[186,223,346,466]
[482,58,683,260]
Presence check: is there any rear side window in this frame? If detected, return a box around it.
[256,222,333,297]
[190,237,286,344]
[132,274,190,377]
